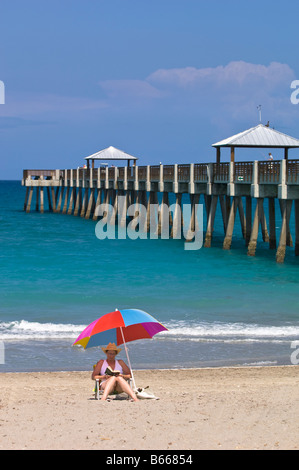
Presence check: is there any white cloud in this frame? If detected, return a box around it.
[97,61,295,123]
[0,92,108,119]
[1,61,295,131]
[99,79,163,99]
[147,61,295,90]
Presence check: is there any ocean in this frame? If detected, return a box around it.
[0,180,299,372]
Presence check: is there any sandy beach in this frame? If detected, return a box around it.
[0,366,298,450]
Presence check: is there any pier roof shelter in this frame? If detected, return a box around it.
[212,124,299,162]
[85,146,138,169]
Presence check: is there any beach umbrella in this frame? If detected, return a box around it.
[73,308,168,390]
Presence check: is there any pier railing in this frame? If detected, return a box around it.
[22,159,299,191]
[287,159,299,184]
[214,162,229,182]
[234,162,253,183]
[23,169,57,179]
[258,161,280,184]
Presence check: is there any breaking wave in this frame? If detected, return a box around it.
[1,319,298,344]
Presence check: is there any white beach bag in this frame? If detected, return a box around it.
[135,386,159,400]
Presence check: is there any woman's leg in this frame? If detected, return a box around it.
[115,377,138,401]
[101,376,117,400]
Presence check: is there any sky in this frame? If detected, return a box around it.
[1,0,299,179]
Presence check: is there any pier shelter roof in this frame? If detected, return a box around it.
[212,124,299,162]
[85,146,138,168]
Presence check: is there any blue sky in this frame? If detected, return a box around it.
[1,0,299,178]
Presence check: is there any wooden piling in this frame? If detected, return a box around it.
[237,197,246,240]
[67,188,76,215]
[26,187,33,213]
[85,188,95,219]
[51,187,57,212]
[171,193,183,239]
[93,188,102,221]
[247,199,263,256]
[204,195,218,247]
[245,196,252,246]
[56,187,64,212]
[74,187,82,216]
[268,198,276,249]
[279,200,293,247]
[276,200,292,263]
[80,188,88,217]
[223,197,238,250]
[62,187,70,214]
[40,187,44,214]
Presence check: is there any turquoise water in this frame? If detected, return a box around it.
[0,180,299,372]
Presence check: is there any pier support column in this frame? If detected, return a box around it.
[35,187,40,211]
[62,187,70,214]
[56,186,64,213]
[171,193,183,239]
[118,190,128,227]
[158,192,169,237]
[268,198,276,249]
[276,200,292,263]
[279,200,293,247]
[51,187,57,212]
[248,199,263,256]
[23,187,29,211]
[237,197,246,240]
[223,196,238,250]
[219,195,227,234]
[225,196,231,228]
[111,189,118,224]
[47,187,52,211]
[140,190,148,233]
[80,189,88,217]
[151,192,159,236]
[146,191,157,234]
[74,187,82,216]
[40,187,44,214]
[26,187,34,213]
[185,194,200,243]
[133,190,141,220]
[204,195,218,248]
[245,197,252,246]
[85,188,95,219]
[204,195,211,226]
[260,204,269,243]
[67,188,76,215]
[93,188,102,221]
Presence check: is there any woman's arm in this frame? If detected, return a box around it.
[92,360,104,380]
[118,360,132,380]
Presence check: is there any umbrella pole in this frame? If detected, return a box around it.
[120,327,137,391]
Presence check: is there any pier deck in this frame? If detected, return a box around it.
[22,160,299,263]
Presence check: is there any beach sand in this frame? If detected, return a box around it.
[0,366,298,450]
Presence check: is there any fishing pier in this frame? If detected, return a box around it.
[22,125,299,263]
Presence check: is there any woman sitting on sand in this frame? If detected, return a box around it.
[92,343,138,401]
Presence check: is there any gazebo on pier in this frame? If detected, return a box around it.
[84,146,138,169]
[212,124,299,162]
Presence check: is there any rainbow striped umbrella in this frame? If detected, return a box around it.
[73,309,168,390]
[73,308,168,349]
